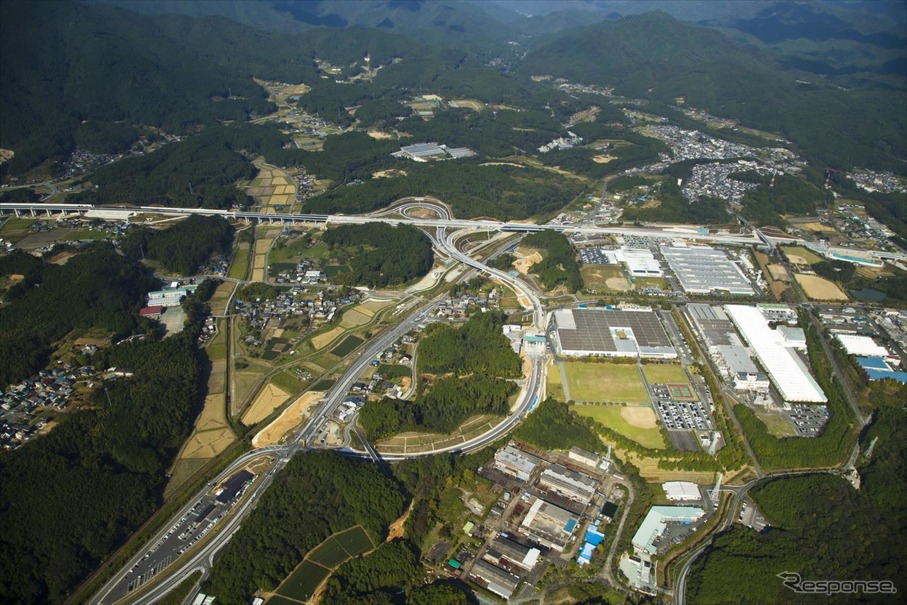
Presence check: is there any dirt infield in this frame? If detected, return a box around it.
[795,274,848,301]
[253,391,324,447]
[242,383,292,426]
[620,406,658,429]
[311,326,344,350]
[606,277,632,291]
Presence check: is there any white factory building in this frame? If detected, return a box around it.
[662,481,701,502]
[605,247,664,277]
[725,305,827,403]
[834,333,889,358]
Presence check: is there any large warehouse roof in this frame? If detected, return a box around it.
[661,245,754,295]
[550,308,676,358]
[834,333,888,357]
[632,506,704,555]
[724,305,827,403]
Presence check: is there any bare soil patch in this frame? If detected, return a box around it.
[253,391,324,447]
[621,406,658,429]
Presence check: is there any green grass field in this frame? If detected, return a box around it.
[643,364,690,386]
[331,335,364,357]
[572,404,666,449]
[546,362,565,401]
[276,560,330,602]
[228,242,251,280]
[755,411,798,437]
[270,371,306,395]
[563,362,648,403]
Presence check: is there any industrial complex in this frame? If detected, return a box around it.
[548,307,676,358]
[660,245,755,295]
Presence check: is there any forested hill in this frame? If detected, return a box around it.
[0,0,419,175]
[517,12,907,173]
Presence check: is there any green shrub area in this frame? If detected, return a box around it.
[203,451,406,605]
[522,231,583,291]
[121,215,234,275]
[0,247,157,386]
[0,330,204,604]
[515,399,602,452]
[418,312,520,378]
[322,223,433,288]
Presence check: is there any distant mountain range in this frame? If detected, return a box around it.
[1,0,904,176]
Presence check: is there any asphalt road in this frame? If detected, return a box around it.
[92,216,550,605]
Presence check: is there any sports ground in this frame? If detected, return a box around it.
[571,404,666,449]
[561,361,649,403]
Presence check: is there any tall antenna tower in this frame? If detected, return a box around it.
[710,472,723,505]
[708,431,720,456]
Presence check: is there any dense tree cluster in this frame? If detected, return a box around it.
[305,162,584,220]
[0,330,203,604]
[737,172,826,224]
[521,231,584,292]
[73,121,141,155]
[73,133,255,210]
[418,312,521,378]
[320,540,421,605]
[359,376,516,440]
[203,451,406,604]
[322,223,433,288]
[514,399,603,452]
[121,215,234,275]
[0,247,157,387]
[688,468,905,603]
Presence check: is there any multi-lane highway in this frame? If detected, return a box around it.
[90,208,552,604]
[0,201,764,246]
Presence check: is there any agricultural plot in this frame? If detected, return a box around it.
[331,335,364,357]
[242,383,292,426]
[332,525,374,557]
[275,560,331,603]
[795,274,849,301]
[273,526,373,604]
[572,404,666,449]
[782,246,823,265]
[562,362,649,403]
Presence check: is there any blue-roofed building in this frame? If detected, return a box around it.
[856,357,907,383]
[577,542,597,566]
[585,524,605,546]
[866,368,907,383]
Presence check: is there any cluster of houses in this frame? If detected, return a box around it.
[271,258,325,285]
[1,364,94,449]
[434,289,500,319]
[235,286,360,345]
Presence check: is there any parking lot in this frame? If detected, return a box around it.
[578,247,611,265]
[654,395,714,432]
[784,404,829,437]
